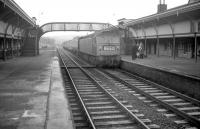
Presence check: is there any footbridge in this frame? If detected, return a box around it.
[21,22,112,56]
[39,22,111,36]
[32,22,112,55]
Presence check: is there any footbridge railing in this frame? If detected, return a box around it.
[39,22,112,36]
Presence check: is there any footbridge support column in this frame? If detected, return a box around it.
[21,26,39,56]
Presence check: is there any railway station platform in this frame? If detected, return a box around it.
[0,50,73,129]
[121,55,200,78]
[120,55,200,100]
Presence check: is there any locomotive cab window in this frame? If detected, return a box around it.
[103,46,115,51]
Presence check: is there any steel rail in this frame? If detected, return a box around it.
[119,69,200,106]
[62,49,151,129]
[57,49,96,129]
[65,50,92,66]
[101,69,200,127]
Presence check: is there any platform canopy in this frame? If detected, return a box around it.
[40,22,112,36]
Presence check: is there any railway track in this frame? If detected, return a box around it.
[58,49,156,129]
[59,48,200,128]
[61,70,92,129]
[93,69,200,128]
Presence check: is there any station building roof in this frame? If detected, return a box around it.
[0,0,36,27]
[124,1,200,27]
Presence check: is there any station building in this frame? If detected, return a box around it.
[121,0,200,61]
[0,0,36,60]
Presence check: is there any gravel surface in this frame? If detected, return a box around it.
[87,68,184,129]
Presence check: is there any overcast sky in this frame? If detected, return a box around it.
[14,0,188,40]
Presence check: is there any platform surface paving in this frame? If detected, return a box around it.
[0,50,73,129]
[121,55,200,78]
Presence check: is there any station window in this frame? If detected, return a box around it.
[0,40,3,49]
[164,43,168,51]
[198,22,200,32]
[178,40,191,54]
[182,42,191,54]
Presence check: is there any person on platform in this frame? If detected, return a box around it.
[138,42,144,58]
[132,43,138,60]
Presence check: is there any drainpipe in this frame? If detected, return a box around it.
[173,34,176,60]
[11,35,14,57]
[194,32,197,63]
[145,36,147,57]
[157,35,159,57]
[3,34,7,61]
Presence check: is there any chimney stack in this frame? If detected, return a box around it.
[158,0,167,13]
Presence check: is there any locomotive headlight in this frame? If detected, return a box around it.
[116,46,120,50]
[99,46,103,51]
